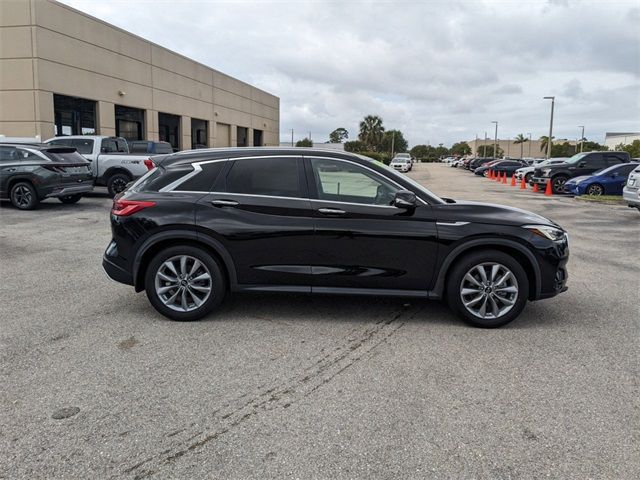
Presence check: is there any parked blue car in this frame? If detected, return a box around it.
[565,162,639,196]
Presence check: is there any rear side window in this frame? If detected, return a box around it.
[178,161,225,192]
[225,157,301,198]
[585,153,606,168]
[606,153,626,166]
[101,138,127,153]
[132,166,193,192]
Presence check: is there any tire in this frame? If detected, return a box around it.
[585,183,604,196]
[446,250,529,328]
[551,175,569,194]
[106,172,131,197]
[9,181,39,210]
[58,194,82,204]
[524,172,533,183]
[144,245,226,321]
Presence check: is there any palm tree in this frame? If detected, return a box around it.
[539,135,555,155]
[358,115,385,151]
[513,133,529,158]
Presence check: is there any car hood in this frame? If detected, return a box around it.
[433,200,560,228]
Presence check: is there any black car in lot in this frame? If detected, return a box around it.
[0,143,93,209]
[531,151,631,194]
[486,159,528,177]
[468,157,496,171]
[103,148,569,328]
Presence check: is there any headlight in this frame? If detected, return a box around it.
[541,168,551,176]
[522,224,565,241]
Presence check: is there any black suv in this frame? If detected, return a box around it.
[531,151,630,194]
[0,143,93,209]
[103,148,569,328]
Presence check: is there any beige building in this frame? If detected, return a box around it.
[0,0,279,150]
[469,137,577,159]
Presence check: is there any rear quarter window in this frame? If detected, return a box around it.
[42,149,88,163]
[133,166,194,192]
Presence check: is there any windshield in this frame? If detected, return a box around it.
[566,152,589,164]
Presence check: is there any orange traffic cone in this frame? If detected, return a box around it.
[544,180,553,196]
[510,175,516,186]
[520,177,527,189]
[488,170,493,179]
[502,172,507,184]
[532,183,539,192]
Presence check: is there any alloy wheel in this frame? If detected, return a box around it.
[154,255,213,312]
[13,185,32,208]
[586,184,603,196]
[111,177,128,194]
[552,177,567,193]
[459,262,519,319]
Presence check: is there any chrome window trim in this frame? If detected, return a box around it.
[436,221,470,227]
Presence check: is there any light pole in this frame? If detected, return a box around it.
[290,129,294,146]
[527,132,532,157]
[543,96,555,159]
[492,121,498,159]
[475,133,478,157]
[484,131,488,158]
[578,125,585,153]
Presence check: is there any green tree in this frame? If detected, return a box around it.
[513,133,529,158]
[477,144,504,158]
[450,141,471,156]
[295,138,312,147]
[551,142,576,157]
[581,140,608,152]
[616,140,640,157]
[409,144,432,160]
[434,145,449,159]
[358,115,385,151]
[344,140,367,153]
[539,135,555,155]
[329,128,349,143]
[380,130,408,154]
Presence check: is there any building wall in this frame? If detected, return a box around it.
[468,138,576,158]
[0,0,279,147]
[604,133,640,149]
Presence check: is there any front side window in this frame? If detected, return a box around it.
[310,158,400,206]
[585,153,605,169]
[225,157,301,198]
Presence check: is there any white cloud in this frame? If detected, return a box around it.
[61,0,640,146]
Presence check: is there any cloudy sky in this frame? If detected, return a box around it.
[61,0,639,147]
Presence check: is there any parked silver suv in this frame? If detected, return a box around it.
[623,163,640,212]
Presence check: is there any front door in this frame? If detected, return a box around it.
[196,155,314,289]
[305,156,439,291]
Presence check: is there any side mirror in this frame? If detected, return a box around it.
[393,190,417,209]
[578,161,586,168]
[442,197,456,204]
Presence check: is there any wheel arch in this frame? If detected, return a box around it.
[133,230,237,293]
[433,238,541,300]
[103,167,133,182]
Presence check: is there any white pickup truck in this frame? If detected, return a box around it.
[45,135,155,196]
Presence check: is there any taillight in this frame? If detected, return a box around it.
[111,199,156,217]
[144,158,155,170]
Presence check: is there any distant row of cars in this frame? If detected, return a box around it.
[0,135,171,209]
[452,152,640,211]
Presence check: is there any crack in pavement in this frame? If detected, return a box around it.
[121,305,422,478]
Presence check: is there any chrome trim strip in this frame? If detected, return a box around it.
[436,221,470,227]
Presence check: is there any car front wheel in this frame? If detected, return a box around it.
[446,250,529,328]
[145,245,226,321]
[586,183,604,196]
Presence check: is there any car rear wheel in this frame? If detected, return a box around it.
[586,183,604,196]
[446,250,529,328]
[145,245,226,321]
[107,172,131,197]
[551,175,569,194]
[10,182,39,210]
[58,194,82,204]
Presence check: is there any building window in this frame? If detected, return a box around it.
[115,105,145,142]
[237,126,248,147]
[53,94,96,136]
[158,112,181,151]
[191,118,208,149]
[253,129,263,147]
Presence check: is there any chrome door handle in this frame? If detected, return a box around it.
[318,207,346,215]
[211,199,239,207]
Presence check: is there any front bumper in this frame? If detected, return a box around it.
[531,176,551,186]
[564,182,584,195]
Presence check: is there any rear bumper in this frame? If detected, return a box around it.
[103,255,134,286]
[623,186,640,207]
[45,183,94,198]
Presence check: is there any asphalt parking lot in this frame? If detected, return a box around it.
[1,163,638,479]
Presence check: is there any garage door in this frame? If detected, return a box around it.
[216,123,231,147]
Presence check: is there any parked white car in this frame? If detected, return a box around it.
[514,158,568,183]
[390,157,412,172]
[45,135,155,196]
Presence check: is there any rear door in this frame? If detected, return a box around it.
[196,155,315,289]
[306,156,439,291]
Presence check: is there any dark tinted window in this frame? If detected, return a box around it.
[178,161,225,192]
[41,148,88,163]
[101,139,117,153]
[132,166,193,192]
[605,153,627,166]
[48,138,93,154]
[584,153,606,168]
[116,138,128,152]
[0,146,19,162]
[154,143,173,154]
[613,163,638,176]
[129,142,149,153]
[226,157,301,198]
